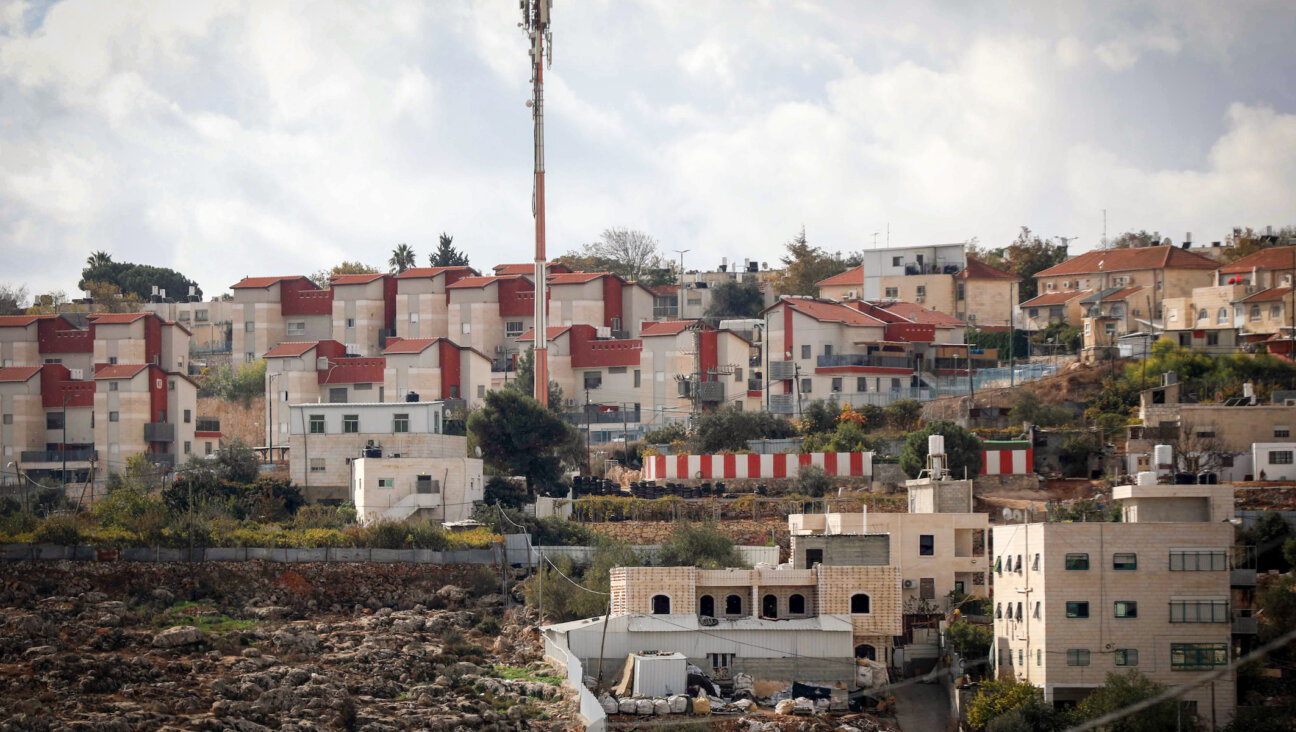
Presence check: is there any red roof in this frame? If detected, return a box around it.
[0,315,58,327]
[776,298,887,327]
[640,320,704,337]
[88,312,149,324]
[816,265,866,288]
[1019,290,1091,307]
[957,257,1019,280]
[1218,246,1296,274]
[1035,246,1217,278]
[329,273,386,286]
[94,364,149,380]
[0,366,42,382]
[648,284,680,295]
[446,275,518,290]
[548,272,611,285]
[382,338,442,354]
[516,326,572,342]
[868,301,965,327]
[263,341,320,358]
[1241,287,1293,303]
[231,276,309,289]
[393,266,477,280]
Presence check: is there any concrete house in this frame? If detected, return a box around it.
[392,266,479,342]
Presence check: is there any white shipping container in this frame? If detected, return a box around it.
[632,652,687,697]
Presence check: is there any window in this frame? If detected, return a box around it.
[1114,649,1139,666]
[1113,553,1137,570]
[857,377,868,392]
[921,578,936,600]
[651,595,670,614]
[725,594,742,615]
[246,353,256,363]
[205,442,213,455]
[892,256,903,267]
[1036,649,1042,666]
[393,413,409,433]
[1276,426,1291,439]
[919,534,934,556]
[608,366,627,375]
[801,345,811,359]
[1066,649,1090,666]
[1105,322,1116,335]
[831,377,842,392]
[415,475,439,494]
[957,283,966,300]
[635,370,642,388]
[309,414,325,434]
[1198,308,1208,321]
[109,411,119,422]
[1114,601,1138,618]
[1049,306,1063,319]
[1,414,9,425]
[168,379,177,391]
[884,287,898,298]
[1171,642,1228,670]
[1029,308,1040,318]
[707,653,735,673]
[762,594,778,618]
[699,595,715,617]
[1218,307,1229,324]
[1032,553,1040,571]
[346,318,355,328]
[1196,429,1215,438]
[304,458,325,474]
[891,378,901,389]
[1272,450,1294,465]
[183,441,191,454]
[1017,649,1023,666]
[995,603,1002,619]
[477,384,485,398]
[916,285,926,297]
[1065,553,1089,570]
[505,321,524,336]
[342,414,359,433]
[1033,601,1041,619]
[245,321,255,332]
[1066,601,1090,618]
[1273,304,1283,318]
[1251,305,1261,321]
[1170,599,1229,623]
[583,372,602,390]
[1205,330,1218,345]
[377,478,394,488]
[449,385,459,399]
[328,387,348,403]
[1170,549,1227,571]
[850,593,870,614]
[801,378,812,393]
[286,321,306,337]
[183,409,191,424]
[46,413,64,430]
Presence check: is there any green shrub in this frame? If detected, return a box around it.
[475,617,501,636]
[365,520,410,549]
[31,515,83,545]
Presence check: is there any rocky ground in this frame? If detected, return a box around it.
[0,561,577,731]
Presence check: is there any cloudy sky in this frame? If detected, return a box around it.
[3,1,1296,297]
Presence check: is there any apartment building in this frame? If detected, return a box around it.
[992,480,1242,725]
[546,272,655,337]
[1215,245,1296,288]
[391,266,478,341]
[286,401,465,502]
[1018,291,1088,331]
[381,337,491,407]
[817,252,1018,328]
[541,563,901,684]
[673,258,780,319]
[230,276,332,364]
[263,340,386,453]
[328,273,397,357]
[352,453,483,524]
[142,299,235,360]
[445,275,537,366]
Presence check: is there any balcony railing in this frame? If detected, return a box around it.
[1233,616,1258,635]
[146,453,176,469]
[563,410,642,425]
[144,423,175,442]
[653,306,679,319]
[195,418,221,433]
[817,354,914,370]
[19,450,97,464]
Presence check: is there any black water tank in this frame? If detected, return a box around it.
[1198,472,1219,485]
[1174,471,1197,484]
[405,391,420,402]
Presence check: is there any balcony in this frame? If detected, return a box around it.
[817,353,914,370]
[1233,616,1258,635]
[144,423,175,442]
[20,450,97,464]
[195,417,221,433]
[653,306,679,319]
[563,409,642,425]
[146,453,176,470]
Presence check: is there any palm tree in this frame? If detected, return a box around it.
[86,251,113,269]
[389,243,416,274]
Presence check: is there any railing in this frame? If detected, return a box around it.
[491,359,516,373]
[20,450,97,463]
[191,340,233,355]
[653,305,679,319]
[563,410,642,425]
[195,418,221,433]
[146,453,176,469]
[144,423,175,442]
[1232,616,1258,634]
[817,354,914,370]
[903,263,962,276]
[932,357,1000,371]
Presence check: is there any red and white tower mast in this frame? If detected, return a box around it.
[523,0,553,406]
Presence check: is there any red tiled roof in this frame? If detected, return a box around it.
[446,275,519,290]
[263,341,320,358]
[776,298,886,327]
[516,326,572,342]
[1218,246,1296,274]
[393,266,477,280]
[1019,290,1091,307]
[815,265,865,288]
[0,315,58,327]
[94,364,149,380]
[868,301,965,327]
[163,320,193,336]
[329,273,386,286]
[382,338,441,354]
[1034,246,1217,278]
[231,276,309,289]
[957,257,1020,280]
[88,312,149,323]
[640,320,704,337]
[1241,287,1293,303]
[0,366,41,382]
[548,272,610,285]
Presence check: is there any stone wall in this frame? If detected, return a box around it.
[587,519,788,552]
[972,474,1042,493]
[198,395,265,448]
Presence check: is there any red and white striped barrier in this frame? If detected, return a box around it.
[981,441,1033,475]
[643,452,873,481]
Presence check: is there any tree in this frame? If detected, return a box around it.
[967,679,1044,731]
[484,476,527,510]
[428,233,469,267]
[1008,391,1072,427]
[1220,225,1296,263]
[26,291,70,314]
[899,421,982,479]
[800,399,841,436]
[1058,433,1102,478]
[86,250,113,269]
[79,260,201,301]
[557,227,671,284]
[947,619,992,663]
[704,280,764,319]
[309,261,379,288]
[389,243,416,274]
[217,438,261,483]
[523,539,642,622]
[689,404,796,453]
[883,399,923,431]
[793,465,833,497]
[770,227,847,297]
[1239,511,1294,572]
[658,523,746,568]
[1072,671,1182,732]
[0,285,28,315]
[986,696,1064,732]
[1258,573,1296,642]
[972,227,1068,301]
[82,281,144,313]
[1108,230,1161,249]
[467,389,578,491]
[507,346,564,409]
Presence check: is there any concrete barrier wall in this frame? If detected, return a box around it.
[0,543,504,566]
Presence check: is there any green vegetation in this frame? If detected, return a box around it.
[1007,391,1072,428]
[704,280,764,319]
[968,226,1068,301]
[429,233,470,267]
[490,665,563,686]
[468,389,580,491]
[79,255,202,301]
[156,600,256,633]
[967,679,1043,731]
[770,227,855,297]
[899,421,982,479]
[657,522,746,568]
[947,619,992,667]
[198,359,267,403]
[689,404,797,453]
[968,671,1193,732]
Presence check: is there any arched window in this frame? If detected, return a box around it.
[789,594,806,615]
[1016,602,1023,620]
[762,594,778,618]
[995,603,1003,619]
[1217,307,1229,324]
[725,594,742,615]
[851,593,871,614]
[1198,308,1208,321]
[699,595,715,617]
[651,594,671,614]
[854,644,876,660]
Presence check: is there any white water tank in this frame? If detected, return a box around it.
[1154,444,1173,469]
[929,434,945,456]
[1244,383,1255,404]
[1137,471,1157,486]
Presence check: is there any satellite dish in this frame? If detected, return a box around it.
[1001,507,1013,522]
[474,446,482,458]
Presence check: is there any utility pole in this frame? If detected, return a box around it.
[61,394,69,489]
[1009,281,1016,387]
[674,249,690,319]
[584,386,591,475]
[523,0,553,408]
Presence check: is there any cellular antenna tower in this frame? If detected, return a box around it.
[522,0,553,406]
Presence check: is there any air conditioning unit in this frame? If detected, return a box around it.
[69,368,83,381]
[461,323,471,334]
[316,357,329,371]
[564,398,576,407]
[596,326,611,339]
[902,579,916,589]
[915,296,924,303]
[846,290,857,299]
[410,312,419,323]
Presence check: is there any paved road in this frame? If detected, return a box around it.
[893,677,952,732]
